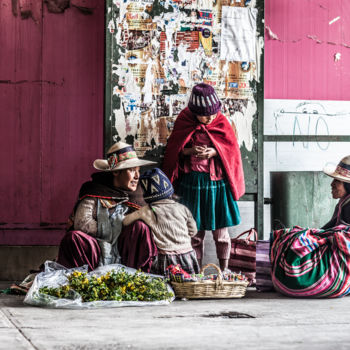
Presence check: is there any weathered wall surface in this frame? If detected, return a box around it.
[105,0,264,194]
[264,0,350,231]
[265,0,350,101]
[0,0,105,245]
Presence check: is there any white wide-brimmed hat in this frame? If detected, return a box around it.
[323,155,350,184]
[93,142,156,172]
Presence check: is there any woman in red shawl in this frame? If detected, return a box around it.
[162,83,245,271]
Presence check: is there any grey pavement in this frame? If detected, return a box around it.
[1,282,350,350]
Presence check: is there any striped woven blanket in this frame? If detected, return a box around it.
[271,225,350,298]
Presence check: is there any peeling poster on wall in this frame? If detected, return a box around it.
[220,6,258,62]
[106,0,260,158]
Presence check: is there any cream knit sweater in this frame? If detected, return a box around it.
[123,199,197,252]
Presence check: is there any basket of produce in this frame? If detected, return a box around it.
[170,263,249,299]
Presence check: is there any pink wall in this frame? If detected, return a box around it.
[265,0,350,100]
[0,1,104,245]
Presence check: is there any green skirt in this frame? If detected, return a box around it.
[177,172,241,231]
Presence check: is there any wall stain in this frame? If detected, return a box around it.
[11,0,93,22]
[0,79,65,86]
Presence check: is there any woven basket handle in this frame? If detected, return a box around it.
[234,228,258,242]
[200,263,223,284]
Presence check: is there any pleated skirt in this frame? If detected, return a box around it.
[177,171,241,231]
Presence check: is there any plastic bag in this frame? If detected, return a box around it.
[24,261,175,309]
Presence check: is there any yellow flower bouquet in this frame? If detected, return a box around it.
[24,262,175,308]
[39,269,173,302]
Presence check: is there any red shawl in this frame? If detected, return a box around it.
[162,107,245,200]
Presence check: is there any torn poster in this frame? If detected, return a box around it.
[220,6,258,62]
[107,0,261,156]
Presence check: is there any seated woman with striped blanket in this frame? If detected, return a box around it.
[271,156,350,298]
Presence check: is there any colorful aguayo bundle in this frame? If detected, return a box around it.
[39,269,174,302]
[271,225,350,298]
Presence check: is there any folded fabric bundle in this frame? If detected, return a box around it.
[271,225,350,298]
[256,240,274,292]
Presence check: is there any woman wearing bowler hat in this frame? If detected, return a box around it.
[322,155,350,229]
[57,142,157,272]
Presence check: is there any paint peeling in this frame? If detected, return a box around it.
[307,34,323,44]
[107,0,262,156]
[265,28,350,49]
[329,16,340,25]
[224,99,256,151]
[265,25,279,41]
[265,25,302,43]
[255,35,264,82]
[334,52,341,62]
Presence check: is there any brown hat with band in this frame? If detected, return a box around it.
[93,142,156,172]
[323,155,350,184]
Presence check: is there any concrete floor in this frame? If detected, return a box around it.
[1,282,350,350]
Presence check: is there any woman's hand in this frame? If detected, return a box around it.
[182,146,203,156]
[182,146,217,159]
[196,147,217,159]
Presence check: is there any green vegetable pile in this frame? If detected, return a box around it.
[39,269,174,302]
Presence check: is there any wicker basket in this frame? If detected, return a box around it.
[171,263,249,299]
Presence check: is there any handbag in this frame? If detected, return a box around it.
[228,228,257,286]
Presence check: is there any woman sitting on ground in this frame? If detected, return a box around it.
[57,142,158,272]
[322,155,350,228]
[123,168,199,276]
[270,155,350,298]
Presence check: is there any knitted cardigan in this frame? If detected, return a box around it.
[322,194,350,229]
[123,199,197,252]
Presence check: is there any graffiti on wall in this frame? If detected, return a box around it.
[265,99,350,150]
[107,0,261,157]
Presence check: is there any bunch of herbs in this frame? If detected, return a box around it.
[39,269,173,302]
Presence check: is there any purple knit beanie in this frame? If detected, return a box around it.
[188,83,221,116]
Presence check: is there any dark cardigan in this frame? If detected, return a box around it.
[322,195,350,229]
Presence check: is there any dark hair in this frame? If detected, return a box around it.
[344,182,350,194]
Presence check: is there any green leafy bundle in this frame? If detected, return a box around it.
[39,269,173,302]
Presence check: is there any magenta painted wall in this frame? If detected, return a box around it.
[0,1,104,245]
[265,0,350,100]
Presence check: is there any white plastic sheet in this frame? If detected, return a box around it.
[24,261,175,309]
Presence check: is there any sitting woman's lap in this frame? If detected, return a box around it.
[57,220,157,273]
[117,220,158,272]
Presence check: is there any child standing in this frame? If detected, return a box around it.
[122,168,200,275]
[162,83,245,271]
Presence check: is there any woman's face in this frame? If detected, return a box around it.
[113,167,140,191]
[196,113,217,125]
[331,179,347,199]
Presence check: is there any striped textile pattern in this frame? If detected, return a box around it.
[229,229,257,285]
[256,240,274,292]
[271,225,350,298]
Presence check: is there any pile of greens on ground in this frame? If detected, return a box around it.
[39,269,173,302]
